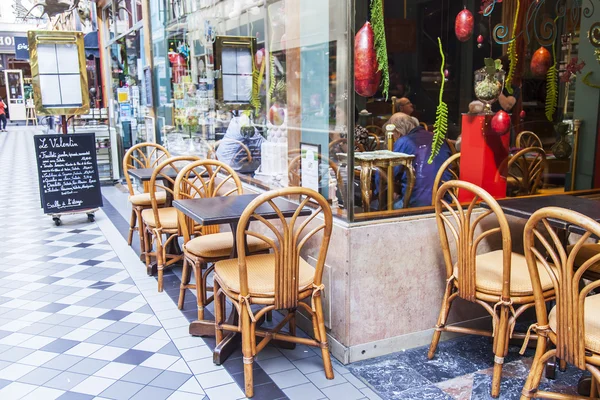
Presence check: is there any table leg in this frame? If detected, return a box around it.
[360,165,373,212]
[387,165,394,211]
[403,161,416,209]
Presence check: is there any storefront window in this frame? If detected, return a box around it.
[150,0,351,218]
[351,0,599,221]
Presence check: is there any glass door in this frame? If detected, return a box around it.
[4,70,26,121]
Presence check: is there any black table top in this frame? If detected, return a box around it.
[482,195,600,230]
[127,168,179,181]
[173,194,312,225]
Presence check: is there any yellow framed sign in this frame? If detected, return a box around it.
[28,30,90,116]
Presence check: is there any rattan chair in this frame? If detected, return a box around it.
[174,160,270,320]
[520,207,600,399]
[142,155,201,291]
[213,187,334,398]
[516,131,543,149]
[123,143,171,253]
[431,152,460,205]
[567,242,600,281]
[429,180,556,398]
[507,147,547,196]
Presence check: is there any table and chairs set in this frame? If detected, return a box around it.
[122,143,335,398]
[429,172,600,398]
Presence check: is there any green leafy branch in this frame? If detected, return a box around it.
[545,28,558,122]
[370,0,389,99]
[428,38,449,164]
[505,0,519,94]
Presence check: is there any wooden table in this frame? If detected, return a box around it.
[127,167,180,181]
[173,194,311,364]
[337,150,415,212]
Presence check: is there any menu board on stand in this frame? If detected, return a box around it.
[34,133,103,225]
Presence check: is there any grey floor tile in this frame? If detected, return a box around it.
[56,392,95,400]
[43,354,85,371]
[114,349,154,365]
[283,382,325,400]
[270,368,310,389]
[18,366,62,385]
[68,358,109,375]
[293,356,326,375]
[130,385,174,400]
[100,380,145,400]
[306,369,348,389]
[62,316,95,328]
[44,371,89,390]
[321,382,366,400]
[126,324,161,337]
[42,325,77,338]
[109,334,145,349]
[102,321,137,334]
[256,356,296,374]
[0,346,36,362]
[120,366,163,385]
[41,338,81,353]
[85,331,121,345]
[148,370,192,390]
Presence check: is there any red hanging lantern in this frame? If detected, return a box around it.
[490,111,511,136]
[455,8,474,42]
[519,110,526,120]
[477,34,484,48]
[354,22,381,97]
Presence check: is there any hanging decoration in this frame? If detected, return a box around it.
[454,8,474,42]
[370,0,390,99]
[530,47,552,77]
[477,35,484,48]
[490,110,510,135]
[561,57,585,83]
[250,50,266,113]
[354,22,381,97]
[545,39,558,122]
[582,72,600,89]
[428,37,449,164]
[504,0,519,94]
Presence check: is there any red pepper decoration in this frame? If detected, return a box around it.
[354,22,381,97]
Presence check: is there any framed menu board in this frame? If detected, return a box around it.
[214,35,256,110]
[28,30,90,116]
[34,133,103,214]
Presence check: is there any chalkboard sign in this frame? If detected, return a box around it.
[34,133,103,214]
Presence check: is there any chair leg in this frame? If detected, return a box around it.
[194,262,205,320]
[128,209,136,246]
[144,229,153,271]
[178,258,190,310]
[214,280,224,344]
[240,301,255,398]
[136,209,145,256]
[520,339,549,400]
[491,304,510,398]
[591,375,598,398]
[428,281,454,359]
[288,309,296,336]
[157,237,165,292]
[314,295,334,380]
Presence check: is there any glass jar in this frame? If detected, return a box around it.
[474,68,506,114]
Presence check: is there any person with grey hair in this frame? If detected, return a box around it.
[379,112,452,208]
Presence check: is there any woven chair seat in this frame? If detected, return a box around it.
[215,253,315,297]
[185,233,270,258]
[567,243,600,274]
[549,294,600,353]
[454,250,554,297]
[129,191,167,206]
[142,207,178,229]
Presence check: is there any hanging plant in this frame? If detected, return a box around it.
[505,0,519,94]
[370,0,389,99]
[428,37,449,164]
[250,49,266,113]
[545,38,558,122]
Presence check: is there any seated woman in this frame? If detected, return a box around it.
[384,112,453,208]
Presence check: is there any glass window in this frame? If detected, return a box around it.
[150,0,351,219]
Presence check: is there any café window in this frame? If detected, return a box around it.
[350,0,600,222]
[150,0,352,219]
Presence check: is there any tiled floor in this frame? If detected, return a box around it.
[0,127,591,400]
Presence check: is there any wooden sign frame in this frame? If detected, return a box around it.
[28,30,90,116]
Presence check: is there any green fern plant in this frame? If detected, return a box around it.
[370,0,389,99]
[545,41,558,122]
[268,53,276,103]
[428,37,449,164]
[505,0,519,94]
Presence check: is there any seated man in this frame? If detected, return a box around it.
[384,112,453,208]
